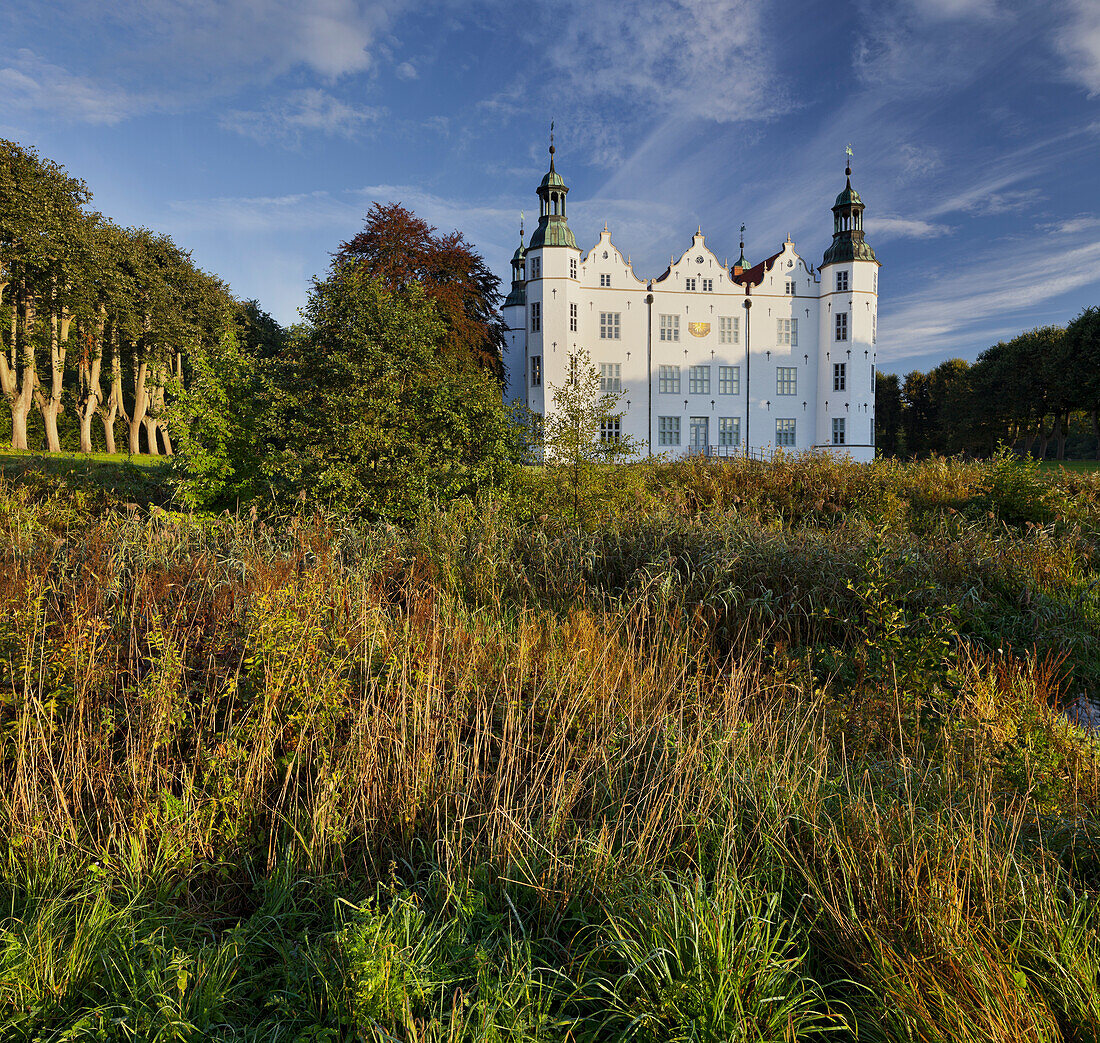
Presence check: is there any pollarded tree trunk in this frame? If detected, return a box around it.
[3,291,41,452]
[142,415,160,456]
[128,347,149,455]
[1037,414,1055,460]
[99,327,127,455]
[39,274,71,453]
[1055,410,1069,461]
[77,308,106,454]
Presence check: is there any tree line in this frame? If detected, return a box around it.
[1,141,517,522]
[875,313,1100,460]
[0,139,249,455]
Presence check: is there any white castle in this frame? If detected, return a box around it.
[502,136,880,462]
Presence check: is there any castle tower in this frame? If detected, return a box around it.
[523,126,582,421]
[502,220,527,402]
[816,148,880,461]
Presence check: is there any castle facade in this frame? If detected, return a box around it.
[502,140,881,462]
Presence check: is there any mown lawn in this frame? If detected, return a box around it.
[1,452,1099,1041]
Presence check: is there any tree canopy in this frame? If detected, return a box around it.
[337,202,506,379]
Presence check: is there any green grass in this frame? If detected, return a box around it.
[1037,459,1100,473]
[0,447,172,508]
[1,452,1099,1040]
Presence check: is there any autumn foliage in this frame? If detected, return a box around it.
[338,202,505,377]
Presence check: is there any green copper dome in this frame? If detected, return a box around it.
[834,180,862,208]
[529,133,578,251]
[529,220,577,250]
[822,164,878,268]
[540,168,567,190]
[511,241,527,264]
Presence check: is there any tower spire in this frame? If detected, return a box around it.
[823,146,877,267]
[528,125,577,250]
[734,223,750,274]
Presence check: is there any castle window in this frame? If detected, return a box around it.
[530,356,542,387]
[659,365,681,394]
[718,365,740,395]
[685,278,697,291]
[689,365,710,395]
[659,314,680,342]
[718,316,739,344]
[600,419,621,444]
[530,302,540,332]
[570,258,577,279]
[785,280,795,294]
[870,363,875,391]
[600,273,611,287]
[702,278,713,292]
[872,314,877,344]
[833,363,847,391]
[836,270,848,292]
[832,418,846,445]
[776,318,798,347]
[776,367,797,396]
[873,271,878,293]
[719,417,740,447]
[776,419,796,447]
[531,258,540,279]
[570,303,578,332]
[600,363,621,393]
[600,312,621,340]
[835,312,848,341]
[659,416,681,446]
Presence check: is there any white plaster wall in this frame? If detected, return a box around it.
[504,225,879,464]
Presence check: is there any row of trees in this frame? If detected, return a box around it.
[0,140,242,455]
[876,311,1100,459]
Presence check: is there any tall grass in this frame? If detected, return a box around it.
[1,454,1098,1040]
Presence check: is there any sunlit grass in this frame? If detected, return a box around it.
[0,453,1098,1040]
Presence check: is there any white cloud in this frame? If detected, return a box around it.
[395,62,418,81]
[515,0,786,166]
[7,0,411,122]
[221,89,384,144]
[864,216,953,240]
[880,235,1100,359]
[1042,215,1100,235]
[0,49,140,124]
[911,0,1000,20]
[1055,0,1100,96]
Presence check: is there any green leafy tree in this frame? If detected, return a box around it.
[541,347,639,523]
[874,371,904,457]
[1065,306,1100,459]
[264,261,515,519]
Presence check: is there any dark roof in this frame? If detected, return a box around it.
[733,250,783,287]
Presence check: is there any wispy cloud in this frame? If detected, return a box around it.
[881,234,1100,360]
[221,89,384,145]
[0,49,140,124]
[864,216,953,240]
[509,0,786,167]
[1054,0,1100,96]
[7,0,412,121]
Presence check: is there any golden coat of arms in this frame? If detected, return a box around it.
[688,322,711,338]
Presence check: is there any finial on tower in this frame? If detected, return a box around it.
[549,120,555,155]
[845,143,853,179]
[520,210,525,240]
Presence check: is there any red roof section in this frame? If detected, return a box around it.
[733,250,783,287]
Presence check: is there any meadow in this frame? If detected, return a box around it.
[2,451,1100,1042]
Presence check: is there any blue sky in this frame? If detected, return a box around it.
[3,0,1099,375]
